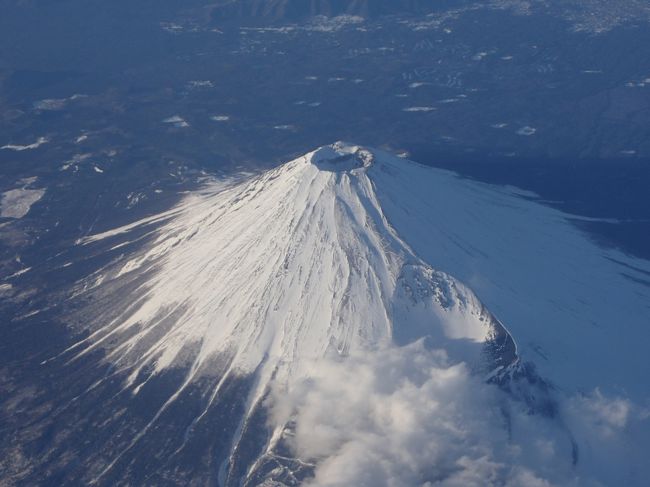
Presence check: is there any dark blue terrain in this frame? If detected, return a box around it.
[1,1,649,485]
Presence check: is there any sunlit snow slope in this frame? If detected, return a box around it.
[63,142,650,485]
[71,143,518,398]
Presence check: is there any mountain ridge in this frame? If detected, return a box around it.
[208,0,461,22]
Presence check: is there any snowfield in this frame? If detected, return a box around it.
[1,184,45,218]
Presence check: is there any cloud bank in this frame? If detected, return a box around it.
[269,341,649,487]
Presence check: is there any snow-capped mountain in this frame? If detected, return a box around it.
[73,143,517,390]
[38,143,650,485]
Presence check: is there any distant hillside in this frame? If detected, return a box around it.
[208,0,458,22]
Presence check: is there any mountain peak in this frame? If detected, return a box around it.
[57,144,650,485]
[72,142,650,407]
[306,141,375,172]
[71,143,517,392]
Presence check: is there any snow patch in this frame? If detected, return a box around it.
[517,126,537,136]
[162,116,189,128]
[1,181,45,219]
[1,137,48,151]
[403,106,436,112]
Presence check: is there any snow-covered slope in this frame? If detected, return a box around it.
[368,149,650,402]
[70,143,517,402]
[62,142,650,485]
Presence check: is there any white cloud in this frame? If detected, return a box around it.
[268,341,650,487]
